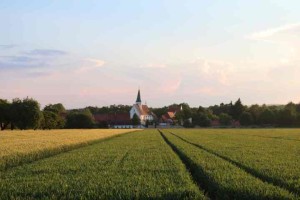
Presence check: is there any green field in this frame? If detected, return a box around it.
[0,129,299,199]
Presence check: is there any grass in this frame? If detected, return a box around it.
[0,130,206,200]
[0,129,136,170]
[169,129,300,196]
[161,129,297,200]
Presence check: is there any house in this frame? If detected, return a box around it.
[160,105,182,125]
[130,89,155,126]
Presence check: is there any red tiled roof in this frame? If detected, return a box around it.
[133,104,152,115]
[93,113,131,125]
[160,114,174,123]
[167,112,175,118]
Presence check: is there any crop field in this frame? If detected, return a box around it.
[0,129,137,170]
[0,129,299,199]
[167,129,300,196]
[0,130,204,199]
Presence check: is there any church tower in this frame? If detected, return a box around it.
[130,88,154,126]
[136,89,142,105]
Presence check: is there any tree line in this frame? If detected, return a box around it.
[0,98,94,130]
[174,99,300,128]
[0,98,138,130]
[1,97,300,130]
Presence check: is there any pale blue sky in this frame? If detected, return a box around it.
[1,1,300,108]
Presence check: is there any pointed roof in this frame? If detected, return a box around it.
[133,104,152,116]
[136,89,142,103]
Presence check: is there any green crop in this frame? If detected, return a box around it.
[0,130,206,200]
[161,130,297,200]
[169,129,300,196]
[1,128,299,199]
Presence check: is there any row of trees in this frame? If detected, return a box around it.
[172,99,300,127]
[0,98,41,130]
[0,98,140,130]
[2,97,300,130]
[0,98,97,130]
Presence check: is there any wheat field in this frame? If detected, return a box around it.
[0,129,137,170]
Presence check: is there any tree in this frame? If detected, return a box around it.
[231,98,245,120]
[87,105,131,114]
[175,103,192,125]
[42,111,59,129]
[248,104,263,124]
[192,107,211,127]
[131,114,140,126]
[44,103,66,114]
[183,119,193,128]
[259,108,276,125]
[97,121,109,128]
[11,98,41,130]
[209,102,232,116]
[197,113,211,127]
[66,111,94,129]
[277,103,297,127]
[0,99,11,130]
[44,103,66,128]
[219,113,232,126]
[151,106,168,118]
[239,112,254,126]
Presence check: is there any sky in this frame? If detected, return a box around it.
[1,0,300,108]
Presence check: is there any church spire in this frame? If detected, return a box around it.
[136,89,142,104]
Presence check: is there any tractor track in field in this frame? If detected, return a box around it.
[1,130,137,172]
[158,129,212,200]
[168,131,299,196]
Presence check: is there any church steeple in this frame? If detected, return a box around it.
[136,89,142,104]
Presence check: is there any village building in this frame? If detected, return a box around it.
[130,89,155,126]
[160,105,182,126]
[93,113,132,128]
[93,89,155,128]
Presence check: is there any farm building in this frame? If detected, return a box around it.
[93,113,132,128]
[160,105,182,126]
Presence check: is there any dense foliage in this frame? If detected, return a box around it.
[65,109,94,129]
[10,98,41,130]
[2,96,300,130]
[168,99,300,128]
[87,105,131,114]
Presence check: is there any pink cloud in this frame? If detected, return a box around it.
[75,58,106,73]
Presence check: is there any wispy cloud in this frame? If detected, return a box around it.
[0,45,17,49]
[0,48,70,70]
[0,56,37,63]
[246,23,300,41]
[0,60,43,69]
[75,58,106,73]
[25,49,68,56]
[86,58,106,67]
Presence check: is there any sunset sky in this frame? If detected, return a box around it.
[1,0,300,108]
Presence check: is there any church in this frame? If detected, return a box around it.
[130,89,155,126]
